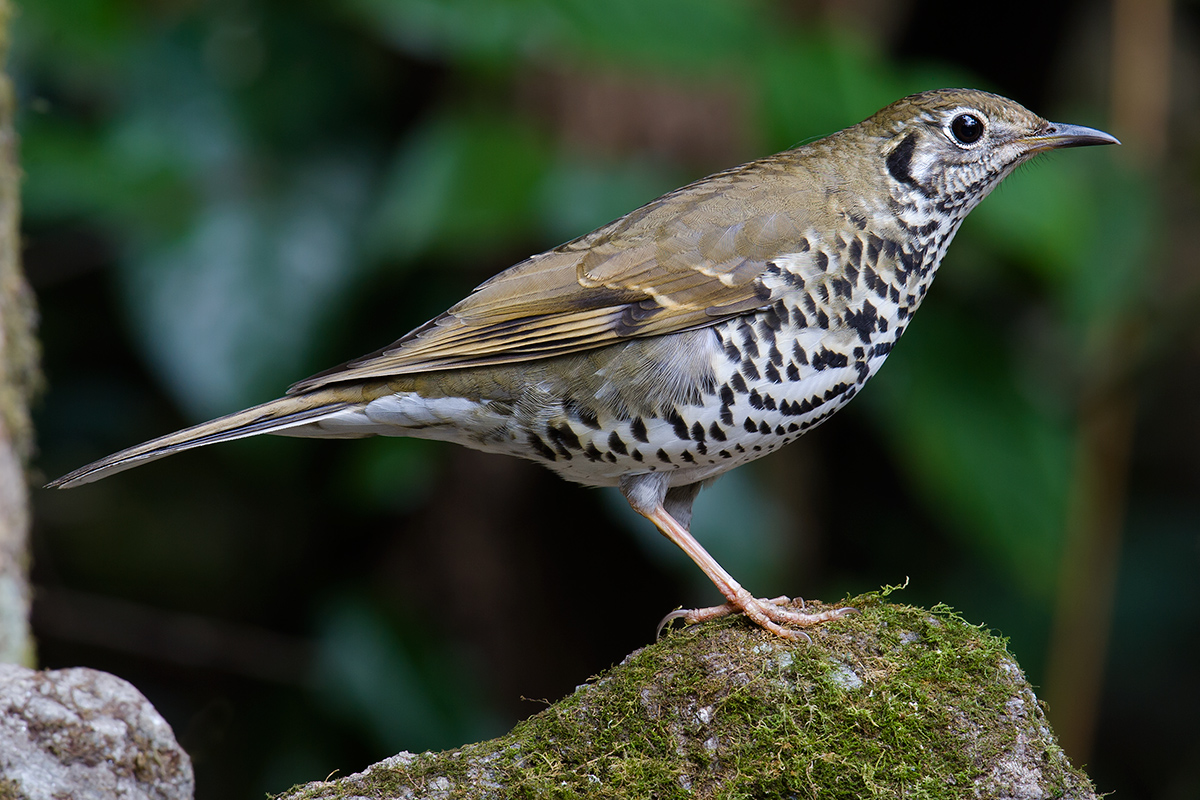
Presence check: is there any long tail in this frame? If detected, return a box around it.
[46,389,359,489]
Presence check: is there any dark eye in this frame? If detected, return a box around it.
[950,113,984,144]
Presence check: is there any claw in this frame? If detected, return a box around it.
[656,596,856,640]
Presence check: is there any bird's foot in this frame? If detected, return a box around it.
[658,595,858,640]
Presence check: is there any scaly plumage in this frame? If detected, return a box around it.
[48,89,1118,638]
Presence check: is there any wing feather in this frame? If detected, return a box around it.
[291,152,820,393]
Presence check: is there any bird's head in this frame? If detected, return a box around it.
[860,88,1118,214]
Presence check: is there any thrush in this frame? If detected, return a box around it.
[48,89,1117,638]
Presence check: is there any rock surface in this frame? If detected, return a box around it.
[0,663,194,800]
[274,597,1097,799]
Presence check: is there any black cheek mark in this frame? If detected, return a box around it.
[886,132,919,187]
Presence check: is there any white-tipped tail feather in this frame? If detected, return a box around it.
[46,392,358,489]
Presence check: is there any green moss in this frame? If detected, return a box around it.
[276,596,1094,799]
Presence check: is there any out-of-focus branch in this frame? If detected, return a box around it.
[1043,0,1171,763]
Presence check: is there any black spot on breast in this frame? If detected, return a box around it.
[743,418,758,434]
[812,349,848,370]
[608,431,628,455]
[566,400,601,429]
[823,382,850,401]
[739,326,760,359]
[664,408,689,440]
[632,449,643,462]
[546,424,579,457]
[709,422,727,441]
[749,390,764,410]
[690,422,706,443]
[786,363,801,381]
[681,450,695,463]
[843,300,879,343]
[772,301,791,328]
[528,433,557,461]
[631,417,649,443]
[730,373,749,394]
[584,443,604,462]
[792,342,808,366]
[656,448,672,464]
[764,362,782,384]
[758,421,771,435]
[866,234,882,264]
[815,251,829,272]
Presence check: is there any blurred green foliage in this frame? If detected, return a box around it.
[18,1,1192,799]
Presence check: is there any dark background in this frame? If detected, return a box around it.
[16,0,1199,797]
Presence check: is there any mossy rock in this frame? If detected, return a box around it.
[276,595,1095,799]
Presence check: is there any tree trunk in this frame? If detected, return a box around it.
[0,0,38,669]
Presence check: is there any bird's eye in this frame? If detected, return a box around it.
[949,113,984,145]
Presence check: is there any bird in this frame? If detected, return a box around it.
[47,89,1118,638]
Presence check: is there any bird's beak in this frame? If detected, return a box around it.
[1021,122,1121,154]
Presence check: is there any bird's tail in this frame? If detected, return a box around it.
[46,389,359,489]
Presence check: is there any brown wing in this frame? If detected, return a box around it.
[290,153,818,393]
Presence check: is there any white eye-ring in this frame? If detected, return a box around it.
[947,111,986,146]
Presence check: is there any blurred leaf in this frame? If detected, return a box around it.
[337,437,442,513]
[865,308,1074,600]
[973,155,1112,282]
[536,153,680,243]
[312,597,499,752]
[1063,163,1157,332]
[367,112,551,262]
[754,32,973,152]
[122,156,374,418]
[344,0,768,73]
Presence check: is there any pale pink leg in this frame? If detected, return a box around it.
[640,503,856,639]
